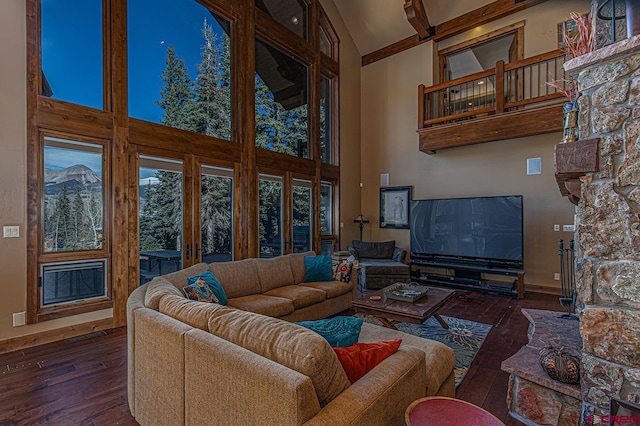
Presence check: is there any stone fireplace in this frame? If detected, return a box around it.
[564,34,640,421]
[502,35,640,426]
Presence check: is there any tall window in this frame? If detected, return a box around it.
[292,179,312,253]
[255,39,309,157]
[38,135,109,313]
[200,166,234,263]
[259,174,283,257]
[128,0,232,140]
[320,76,332,163]
[40,0,103,109]
[256,0,308,40]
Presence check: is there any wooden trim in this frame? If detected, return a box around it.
[404,0,432,39]
[318,5,340,61]
[418,103,563,153]
[0,318,113,354]
[26,0,40,325]
[110,0,129,327]
[37,97,113,138]
[503,49,564,70]
[495,61,505,113]
[363,0,549,67]
[422,107,495,127]
[438,21,525,83]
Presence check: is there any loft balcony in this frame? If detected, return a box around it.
[418,49,567,154]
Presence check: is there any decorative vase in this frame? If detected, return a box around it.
[562,102,579,143]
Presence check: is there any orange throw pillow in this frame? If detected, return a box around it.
[333,339,402,383]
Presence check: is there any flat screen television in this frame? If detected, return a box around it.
[410,195,523,268]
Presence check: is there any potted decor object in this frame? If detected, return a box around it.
[548,12,595,142]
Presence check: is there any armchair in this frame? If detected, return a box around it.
[348,240,411,290]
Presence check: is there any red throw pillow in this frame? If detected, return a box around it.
[333,339,402,383]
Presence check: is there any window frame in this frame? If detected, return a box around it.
[26,0,340,325]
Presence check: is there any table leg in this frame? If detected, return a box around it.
[377,317,399,330]
[434,314,449,329]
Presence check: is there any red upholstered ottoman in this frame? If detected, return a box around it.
[405,396,505,426]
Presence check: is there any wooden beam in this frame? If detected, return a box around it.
[404,0,433,39]
[363,0,550,66]
[418,103,563,153]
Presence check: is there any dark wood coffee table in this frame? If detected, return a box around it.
[352,284,455,330]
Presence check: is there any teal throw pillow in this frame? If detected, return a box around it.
[302,255,334,282]
[187,270,228,305]
[296,316,364,347]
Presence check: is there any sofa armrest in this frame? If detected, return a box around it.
[185,328,321,425]
[393,247,407,263]
[304,347,426,426]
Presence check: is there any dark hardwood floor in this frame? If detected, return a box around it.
[0,290,561,425]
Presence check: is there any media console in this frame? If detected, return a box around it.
[410,256,525,299]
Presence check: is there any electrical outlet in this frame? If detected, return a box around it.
[3,225,19,238]
[554,224,560,231]
[554,273,560,281]
[13,312,26,327]
[563,224,575,232]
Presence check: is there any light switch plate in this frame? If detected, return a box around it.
[3,226,19,238]
[563,224,575,232]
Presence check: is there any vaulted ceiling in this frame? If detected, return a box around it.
[333,0,496,56]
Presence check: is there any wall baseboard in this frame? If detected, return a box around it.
[0,318,114,355]
[525,285,562,296]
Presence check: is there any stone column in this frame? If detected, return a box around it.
[564,35,640,420]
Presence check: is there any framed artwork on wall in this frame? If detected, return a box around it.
[380,186,412,229]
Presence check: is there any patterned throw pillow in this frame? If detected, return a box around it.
[333,262,353,282]
[183,279,219,303]
[296,316,363,347]
[186,270,228,305]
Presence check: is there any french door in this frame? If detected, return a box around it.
[258,171,313,257]
[133,149,237,284]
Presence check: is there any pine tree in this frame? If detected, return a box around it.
[190,18,231,140]
[155,45,194,131]
[71,188,85,249]
[52,185,71,251]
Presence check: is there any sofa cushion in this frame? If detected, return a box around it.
[333,339,402,384]
[352,240,396,259]
[209,258,261,299]
[207,309,351,407]
[159,294,228,330]
[359,259,410,276]
[256,255,295,293]
[296,316,363,348]
[303,255,333,282]
[186,270,228,305]
[144,277,183,310]
[300,280,353,299]
[227,294,294,317]
[264,285,326,309]
[289,251,316,284]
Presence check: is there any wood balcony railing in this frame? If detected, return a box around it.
[417,49,569,153]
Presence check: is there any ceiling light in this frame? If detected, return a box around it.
[477,81,485,85]
[291,16,299,25]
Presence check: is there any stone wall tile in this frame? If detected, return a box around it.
[579,95,591,139]
[579,55,640,91]
[581,354,624,407]
[592,107,630,133]
[592,81,629,105]
[515,380,562,425]
[581,308,640,368]
[595,262,640,307]
[577,182,633,259]
[619,120,640,186]
[575,258,594,307]
[630,78,640,105]
[625,368,640,388]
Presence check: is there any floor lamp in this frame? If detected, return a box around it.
[353,214,370,241]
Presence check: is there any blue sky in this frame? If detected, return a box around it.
[41,0,225,123]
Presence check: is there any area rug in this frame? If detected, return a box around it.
[355,314,492,387]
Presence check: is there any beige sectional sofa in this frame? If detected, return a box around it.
[127,251,456,426]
